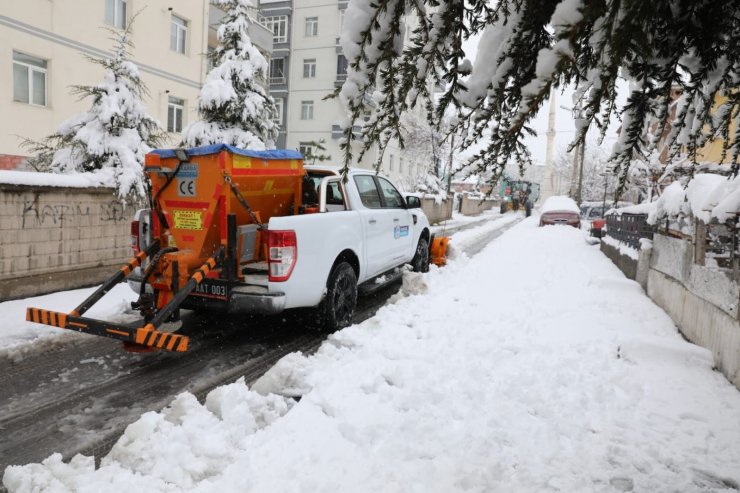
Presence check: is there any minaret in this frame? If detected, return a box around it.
[540,88,557,202]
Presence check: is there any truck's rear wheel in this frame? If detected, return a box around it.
[317,261,357,331]
[411,237,430,273]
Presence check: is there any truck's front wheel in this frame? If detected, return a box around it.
[411,237,430,273]
[317,262,357,331]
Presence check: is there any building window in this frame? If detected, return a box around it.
[303,58,316,78]
[305,17,318,37]
[388,154,395,172]
[300,100,314,120]
[13,52,47,106]
[338,9,345,34]
[170,15,188,54]
[273,98,284,126]
[269,58,286,84]
[399,157,404,174]
[299,142,315,157]
[167,97,185,132]
[105,0,127,29]
[336,54,348,81]
[265,16,288,43]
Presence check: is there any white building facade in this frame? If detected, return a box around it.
[0,0,216,169]
[258,0,434,190]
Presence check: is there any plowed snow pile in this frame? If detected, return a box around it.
[5,218,740,492]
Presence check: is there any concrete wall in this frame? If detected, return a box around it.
[602,230,740,388]
[0,184,137,300]
[600,241,638,281]
[648,269,740,386]
[421,196,453,225]
[459,195,498,216]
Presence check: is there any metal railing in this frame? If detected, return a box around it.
[605,213,654,250]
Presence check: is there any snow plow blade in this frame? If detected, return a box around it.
[430,236,449,267]
[24,241,191,353]
[25,308,189,352]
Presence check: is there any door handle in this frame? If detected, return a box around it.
[369,219,377,224]
[393,218,400,222]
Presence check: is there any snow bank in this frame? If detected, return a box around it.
[6,219,740,492]
[0,284,137,361]
[0,170,112,189]
[610,172,739,225]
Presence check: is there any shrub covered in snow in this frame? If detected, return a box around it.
[23,27,163,201]
[181,0,278,150]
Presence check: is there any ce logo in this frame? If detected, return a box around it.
[179,180,195,196]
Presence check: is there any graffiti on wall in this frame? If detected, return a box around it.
[21,199,130,228]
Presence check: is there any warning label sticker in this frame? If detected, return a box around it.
[173,210,204,230]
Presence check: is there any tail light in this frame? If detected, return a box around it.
[130,220,140,254]
[267,230,297,282]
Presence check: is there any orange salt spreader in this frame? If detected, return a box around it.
[26,144,305,353]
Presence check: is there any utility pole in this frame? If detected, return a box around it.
[569,143,580,200]
[576,141,585,205]
[567,96,586,206]
[446,133,455,194]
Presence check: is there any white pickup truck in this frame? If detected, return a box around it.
[129,165,432,330]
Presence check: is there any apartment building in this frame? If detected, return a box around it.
[0,0,218,169]
[258,0,434,188]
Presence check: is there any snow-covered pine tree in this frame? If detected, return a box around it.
[181,0,277,149]
[337,0,740,198]
[23,24,162,201]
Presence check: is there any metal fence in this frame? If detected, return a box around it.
[605,213,654,250]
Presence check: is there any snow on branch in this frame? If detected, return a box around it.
[338,0,740,200]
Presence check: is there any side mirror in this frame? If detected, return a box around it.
[406,196,421,209]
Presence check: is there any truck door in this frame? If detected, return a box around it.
[353,175,392,277]
[375,177,414,270]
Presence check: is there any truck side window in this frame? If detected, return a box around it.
[377,177,404,209]
[326,182,345,206]
[354,175,382,209]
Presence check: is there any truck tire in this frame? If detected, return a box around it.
[525,201,532,217]
[500,203,506,214]
[411,237,430,273]
[317,261,357,332]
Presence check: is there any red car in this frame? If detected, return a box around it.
[539,196,581,228]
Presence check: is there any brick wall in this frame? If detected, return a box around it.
[0,154,27,170]
[0,184,139,300]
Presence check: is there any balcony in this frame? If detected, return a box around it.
[332,124,363,139]
[334,73,347,88]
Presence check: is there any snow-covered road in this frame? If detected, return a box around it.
[5,217,740,492]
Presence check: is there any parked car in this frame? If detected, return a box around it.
[580,202,607,237]
[579,201,633,237]
[539,196,581,228]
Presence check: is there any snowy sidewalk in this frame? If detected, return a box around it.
[5,218,740,492]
